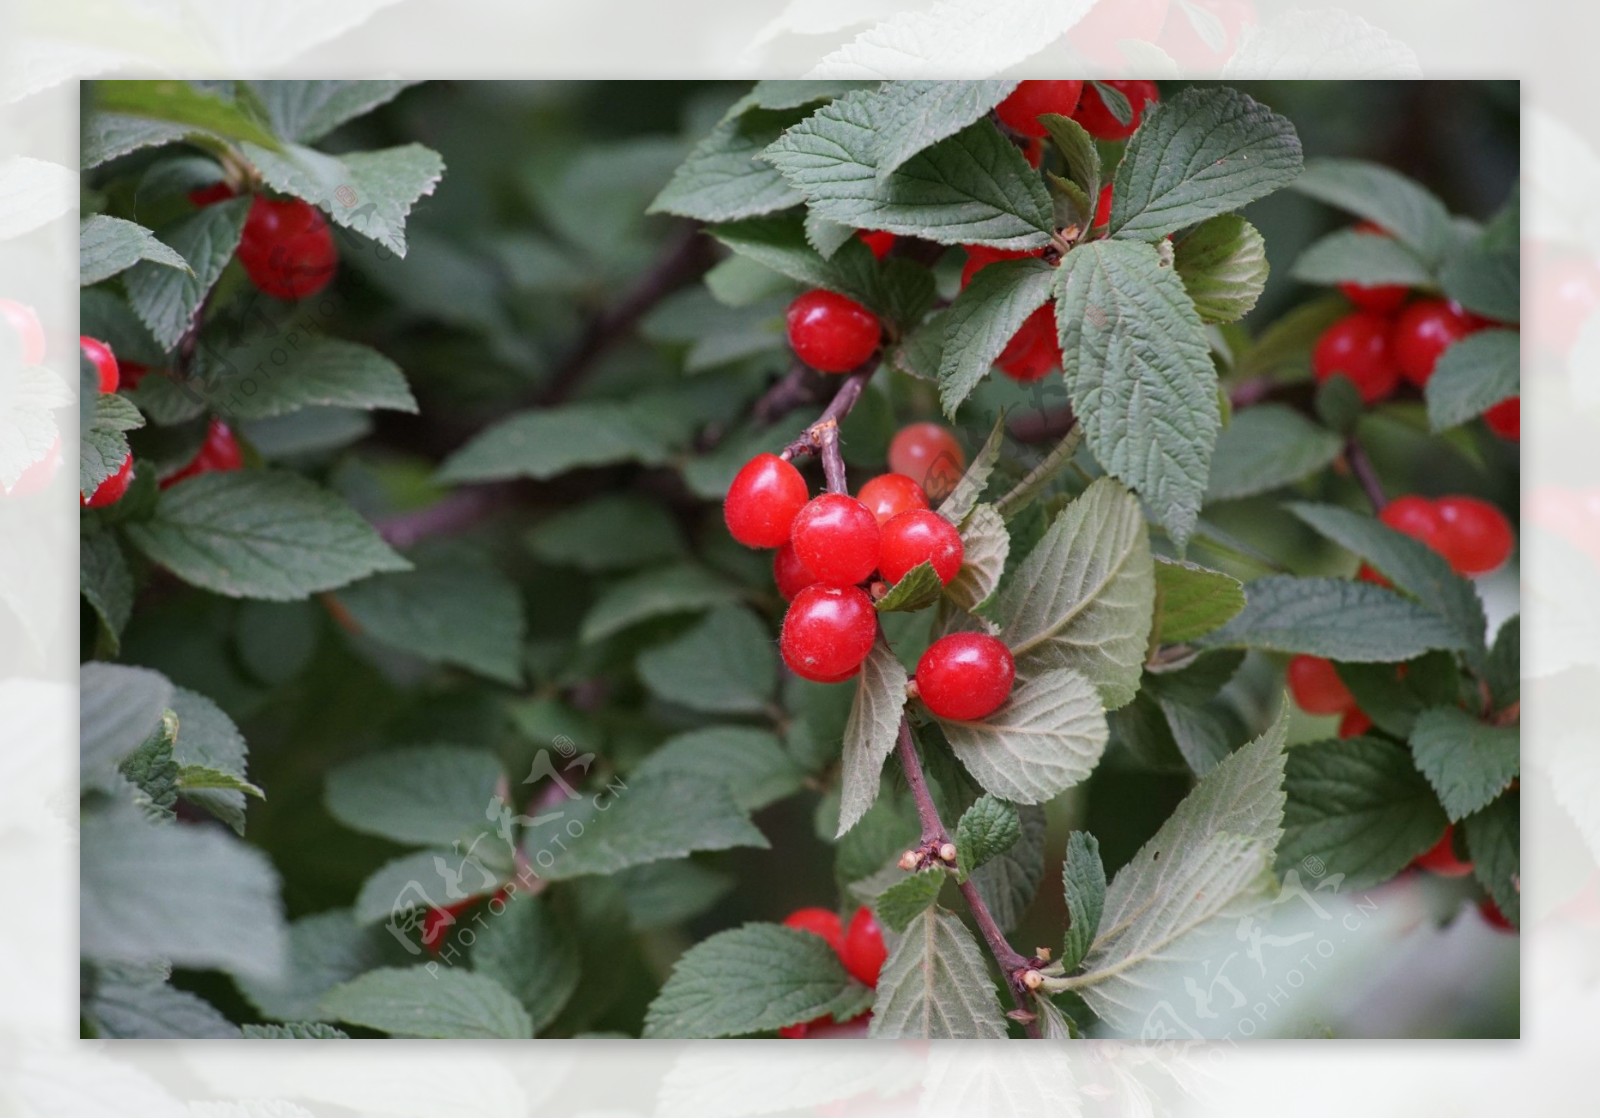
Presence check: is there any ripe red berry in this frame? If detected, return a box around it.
[780,585,877,683]
[773,541,820,601]
[1094,183,1113,228]
[1071,79,1159,141]
[1413,826,1473,877]
[1020,138,1044,169]
[785,290,881,374]
[857,473,928,525]
[1312,312,1400,404]
[1483,397,1520,441]
[1285,655,1354,716]
[783,907,845,953]
[858,230,896,260]
[841,907,887,987]
[915,633,1016,721]
[162,418,244,489]
[791,493,881,586]
[237,196,339,300]
[1477,896,1515,933]
[888,423,966,503]
[960,245,1035,290]
[1156,0,1256,66]
[1392,298,1482,387]
[1380,495,1447,553]
[188,181,237,207]
[878,509,964,586]
[1336,223,1410,314]
[80,335,119,393]
[1338,708,1373,738]
[82,453,134,508]
[1068,0,1171,65]
[1433,496,1514,576]
[0,298,45,364]
[724,453,809,548]
[996,305,1061,382]
[994,80,1085,137]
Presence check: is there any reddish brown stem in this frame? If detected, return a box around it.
[1346,437,1388,511]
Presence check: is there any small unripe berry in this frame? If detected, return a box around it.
[773,541,820,601]
[1413,826,1473,877]
[783,907,845,953]
[780,585,877,682]
[841,907,887,987]
[857,473,929,525]
[80,335,119,393]
[938,842,958,864]
[1392,298,1483,387]
[916,633,1016,721]
[1312,312,1399,404]
[785,290,881,374]
[1285,655,1354,716]
[994,81,1085,138]
[82,453,134,508]
[791,493,881,586]
[724,453,809,548]
[237,196,339,300]
[1483,397,1520,441]
[888,423,966,503]
[162,418,244,489]
[1071,79,1159,142]
[878,509,964,585]
[0,298,46,364]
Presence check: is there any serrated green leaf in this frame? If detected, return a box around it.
[326,744,503,848]
[579,563,740,644]
[644,923,870,1038]
[471,894,579,1035]
[1153,557,1245,644]
[636,605,777,715]
[730,81,879,116]
[946,503,1009,614]
[1337,654,1461,740]
[1060,830,1106,973]
[242,1022,348,1039]
[995,478,1155,709]
[81,528,133,653]
[650,109,806,223]
[168,686,255,832]
[1202,576,1469,661]
[709,214,881,311]
[191,334,417,420]
[91,80,283,152]
[81,113,192,170]
[837,640,910,837]
[954,794,1021,882]
[80,662,172,785]
[1173,214,1269,324]
[1425,329,1519,432]
[1040,113,1101,213]
[1438,236,1518,325]
[119,711,180,822]
[84,963,239,1039]
[80,391,143,495]
[1205,404,1343,502]
[125,469,410,601]
[1463,792,1519,927]
[1486,615,1519,709]
[1290,158,1454,265]
[804,209,858,258]
[251,79,420,144]
[319,966,531,1039]
[632,726,804,814]
[936,257,1056,416]
[867,872,944,938]
[968,802,1045,933]
[236,909,390,1022]
[80,215,190,287]
[869,907,1008,1039]
[437,400,672,483]
[937,413,1005,524]
[1290,226,1433,287]
[124,196,250,349]
[1409,707,1519,821]
[1054,239,1218,546]
[861,80,1019,183]
[240,141,444,255]
[876,560,945,613]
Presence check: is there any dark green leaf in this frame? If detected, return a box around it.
[1202,576,1470,661]
[125,196,252,349]
[1425,329,1519,432]
[81,528,133,653]
[1290,226,1433,287]
[1290,158,1454,265]
[1060,830,1106,973]
[968,803,1046,932]
[875,870,947,932]
[1409,706,1519,821]
[637,606,777,715]
[1462,792,1519,926]
[875,560,945,613]
[240,141,445,255]
[632,726,804,814]
[192,334,417,420]
[325,744,504,848]
[954,794,1021,883]
[471,894,579,1035]
[936,257,1056,416]
[79,215,190,286]
[1152,557,1245,644]
[650,109,806,223]
[1205,404,1342,502]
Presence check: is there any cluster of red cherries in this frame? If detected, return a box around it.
[1365,495,1515,580]
[1311,222,1518,440]
[779,905,886,1037]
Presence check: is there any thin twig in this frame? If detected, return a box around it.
[752,361,822,426]
[375,484,517,549]
[895,718,948,847]
[1346,436,1388,511]
[778,363,874,464]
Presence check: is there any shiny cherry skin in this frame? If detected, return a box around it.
[916,633,1016,721]
[1380,495,1448,553]
[888,423,966,503]
[1157,0,1257,66]
[80,335,119,393]
[858,230,896,260]
[786,290,881,374]
[1286,655,1354,716]
[237,196,339,300]
[997,305,1061,382]
[773,541,820,601]
[724,453,810,548]
[1337,222,1410,314]
[1483,397,1520,441]
[857,473,928,525]
[780,585,877,683]
[878,509,964,585]
[783,907,845,953]
[1338,709,1373,738]
[841,907,888,987]
[1094,183,1113,228]
[1433,496,1514,576]
[162,418,244,489]
[1071,79,1159,141]
[0,298,45,364]
[961,245,1036,290]
[82,453,134,508]
[791,494,881,586]
[1312,312,1400,404]
[1068,0,1171,66]
[1392,298,1483,387]
[188,181,237,207]
[994,80,1085,137]
[1413,826,1473,877]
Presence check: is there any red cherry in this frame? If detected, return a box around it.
[783,907,845,953]
[1413,826,1473,877]
[1071,80,1159,142]
[791,494,881,586]
[421,888,509,956]
[1530,251,1600,355]
[785,290,881,374]
[916,633,1016,721]
[1433,496,1514,576]
[1156,0,1257,66]
[1094,183,1113,228]
[161,418,244,489]
[1477,896,1515,933]
[237,196,339,300]
[780,585,877,683]
[82,454,134,508]
[773,541,820,601]
[994,81,1085,138]
[1020,138,1044,169]
[858,230,896,260]
[0,298,45,364]
[188,181,237,207]
[1285,655,1354,716]
[1483,397,1520,441]
[80,335,119,393]
[841,907,888,987]
[1335,222,1410,314]
[960,245,1036,290]
[1338,709,1373,738]
[888,423,966,503]
[120,361,153,390]
[1392,298,1482,388]
[1068,0,1171,66]
[878,509,964,586]
[1312,312,1400,404]
[1379,495,1448,553]
[996,305,1061,382]
[857,473,929,525]
[724,453,809,549]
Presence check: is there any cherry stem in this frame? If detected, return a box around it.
[1346,436,1388,511]
[779,360,874,491]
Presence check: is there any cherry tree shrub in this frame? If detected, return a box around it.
[76,79,1518,1040]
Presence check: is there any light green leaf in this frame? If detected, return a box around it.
[1202,576,1470,661]
[1290,226,1433,287]
[875,870,947,932]
[235,909,390,1023]
[869,907,1008,1039]
[1173,214,1270,324]
[319,967,531,1039]
[325,744,504,848]
[82,113,192,170]
[437,400,671,483]
[1463,793,1519,927]
[969,804,1046,932]
[1040,113,1101,213]
[1425,329,1520,432]
[837,639,910,837]
[937,414,1006,525]
[1153,557,1245,644]
[579,564,740,644]
[80,215,190,287]
[1060,830,1106,973]
[875,561,945,613]
[527,494,687,572]
[637,606,777,716]
[954,794,1021,883]
[1409,706,1519,822]
[125,470,410,601]
[650,109,806,223]
[240,141,445,255]
[632,726,804,814]
[124,196,251,349]
[92,80,283,151]
[1205,404,1342,502]
[936,257,1056,416]
[251,79,421,143]
[471,895,579,1035]
[1054,239,1218,547]
[1289,158,1454,265]
[946,503,1009,615]
[863,80,1019,182]
[192,334,417,420]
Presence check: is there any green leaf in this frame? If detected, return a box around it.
[1438,236,1518,325]
[1072,710,1288,1033]
[804,209,858,258]
[730,81,879,116]
[938,667,1108,806]
[1173,214,1270,324]
[326,744,503,848]
[1409,707,1519,821]
[650,109,806,223]
[353,848,504,928]
[1486,615,1519,709]
[1060,830,1106,973]
[82,113,192,170]
[579,564,740,644]
[527,495,687,573]
[192,334,417,420]
[1205,404,1343,502]
[875,561,945,613]
[83,963,240,1039]
[1289,158,1454,265]
[708,214,881,311]
[80,391,143,495]
[875,870,947,932]
[868,907,1008,1039]
[242,1023,348,1039]
[119,712,180,821]
[240,141,445,255]
[80,662,173,784]
[335,543,526,685]
[125,195,252,348]
[1054,239,1218,546]
[837,639,910,837]
[632,726,804,814]
[1231,293,1348,381]
[936,257,1056,416]
[994,478,1156,709]
[937,414,1005,525]
[81,528,133,653]
[235,909,390,1022]
[471,894,579,1035]
[1425,329,1519,432]
[1153,557,1245,644]
[954,794,1021,883]
[616,860,735,931]
[1462,792,1519,927]
[1202,576,1470,661]
[167,686,256,826]
[859,80,1019,182]
[636,606,777,716]
[1108,86,1302,242]
[80,806,286,979]
[968,804,1046,933]
[643,923,870,1038]
[125,469,409,601]
[764,91,1054,249]
[251,79,420,143]
[946,503,1009,615]
[1290,226,1433,287]
[437,400,671,483]
[1337,655,1461,740]
[1040,113,1102,213]
[92,80,283,151]
[79,215,190,287]
[319,967,532,1039]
